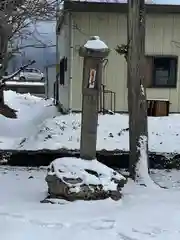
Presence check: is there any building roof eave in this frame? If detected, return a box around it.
[64,2,180,14]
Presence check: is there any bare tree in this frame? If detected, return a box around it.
[2,0,56,33]
[0,0,56,104]
[2,0,56,60]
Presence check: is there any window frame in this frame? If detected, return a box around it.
[147,55,178,89]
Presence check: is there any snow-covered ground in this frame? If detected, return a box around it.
[0,91,179,154]
[0,91,58,149]
[18,113,180,153]
[1,166,180,240]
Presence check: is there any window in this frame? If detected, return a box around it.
[59,57,67,85]
[25,68,33,73]
[145,56,178,88]
[33,69,41,74]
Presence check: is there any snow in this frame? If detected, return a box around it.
[1,92,180,154]
[0,90,58,149]
[1,166,180,239]
[140,84,145,96]
[18,113,180,154]
[84,36,108,50]
[48,157,125,191]
[6,81,45,86]
[75,0,154,3]
[136,135,157,188]
[148,98,169,101]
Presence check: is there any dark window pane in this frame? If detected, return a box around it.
[60,57,65,85]
[26,69,33,73]
[153,57,177,87]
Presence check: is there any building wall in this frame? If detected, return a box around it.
[45,64,56,98]
[71,12,180,112]
[57,15,70,110]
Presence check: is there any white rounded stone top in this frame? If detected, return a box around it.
[84,36,108,50]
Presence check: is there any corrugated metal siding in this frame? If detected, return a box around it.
[145,14,180,113]
[71,12,180,112]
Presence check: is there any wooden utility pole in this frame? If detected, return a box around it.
[127,0,148,180]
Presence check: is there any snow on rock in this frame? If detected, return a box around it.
[19,113,180,154]
[45,157,127,201]
[84,36,108,50]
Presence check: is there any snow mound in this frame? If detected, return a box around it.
[45,157,127,201]
[4,90,54,121]
[0,90,58,149]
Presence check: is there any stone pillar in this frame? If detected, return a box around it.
[79,36,110,160]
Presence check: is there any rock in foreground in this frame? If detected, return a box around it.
[45,157,127,201]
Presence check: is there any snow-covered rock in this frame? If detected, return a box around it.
[45,157,127,201]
